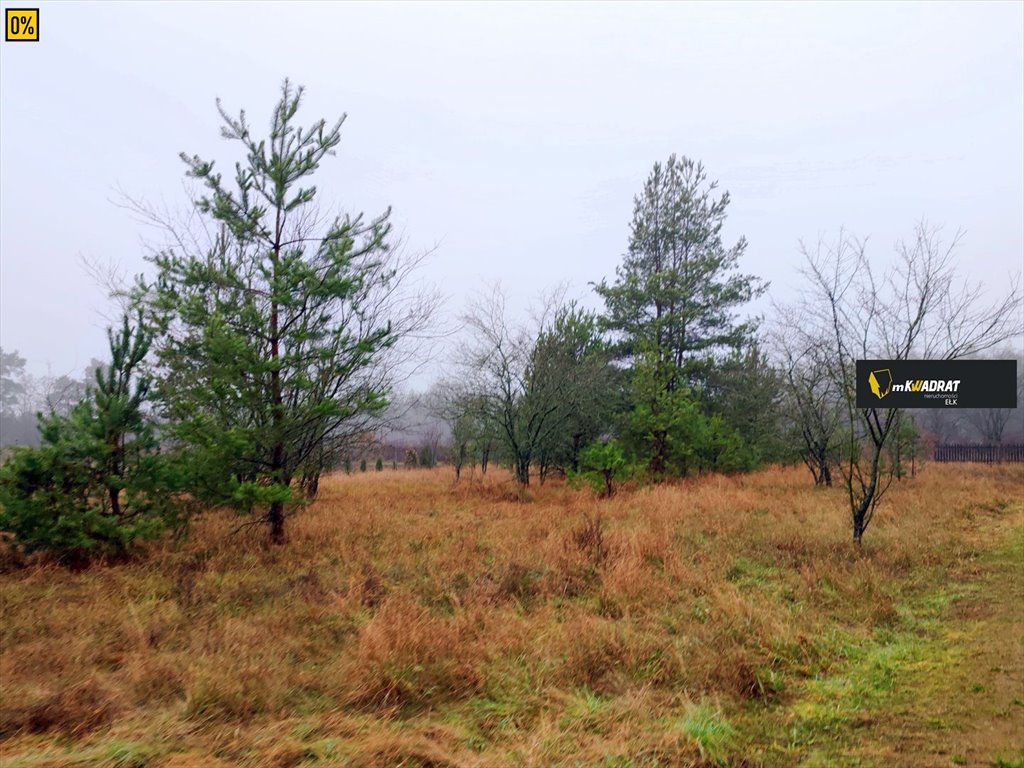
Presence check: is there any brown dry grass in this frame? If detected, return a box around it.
[0,463,1021,767]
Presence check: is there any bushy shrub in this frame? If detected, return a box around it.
[624,350,756,477]
[698,415,757,473]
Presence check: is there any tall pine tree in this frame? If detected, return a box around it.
[596,155,765,389]
[596,156,766,475]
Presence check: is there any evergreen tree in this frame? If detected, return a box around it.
[703,343,787,466]
[623,344,706,477]
[531,304,619,481]
[0,315,181,562]
[596,155,765,389]
[139,81,414,543]
[575,440,631,497]
[623,343,752,477]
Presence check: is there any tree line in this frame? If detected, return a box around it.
[0,81,1020,562]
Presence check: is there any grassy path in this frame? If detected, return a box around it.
[743,507,1023,768]
[876,518,1024,768]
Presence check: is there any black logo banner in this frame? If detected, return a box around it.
[855,359,1017,409]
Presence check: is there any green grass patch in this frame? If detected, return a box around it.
[672,704,736,764]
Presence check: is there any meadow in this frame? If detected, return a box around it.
[1,463,1021,768]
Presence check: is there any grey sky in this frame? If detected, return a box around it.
[2,1,1022,382]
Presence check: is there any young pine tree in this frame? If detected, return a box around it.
[0,315,181,563]
[141,81,412,544]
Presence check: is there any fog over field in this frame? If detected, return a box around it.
[2,1,1023,381]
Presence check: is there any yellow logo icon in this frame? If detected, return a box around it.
[868,369,892,400]
[5,8,38,42]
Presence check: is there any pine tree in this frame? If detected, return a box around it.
[531,304,619,480]
[140,81,410,543]
[0,315,181,562]
[702,342,787,466]
[596,155,765,390]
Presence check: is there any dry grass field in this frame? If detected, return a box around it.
[1,464,1022,768]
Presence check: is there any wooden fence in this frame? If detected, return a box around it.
[933,444,1024,463]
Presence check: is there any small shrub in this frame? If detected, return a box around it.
[419,445,436,468]
[574,440,632,497]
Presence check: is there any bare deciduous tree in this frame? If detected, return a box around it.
[792,223,1021,544]
[772,319,841,487]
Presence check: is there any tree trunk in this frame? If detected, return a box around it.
[304,473,320,500]
[515,453,530,486]
[571,433,583,474]
[649,429,668,477]
[107,433,123,518]
[454,443,466,482]
[269,500,286,545]
[852,441,882,545]
[852,507,866,545]
[108,486,122,519]
[269,212,285,544]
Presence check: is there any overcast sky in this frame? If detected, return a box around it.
[2,1,1022,383]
